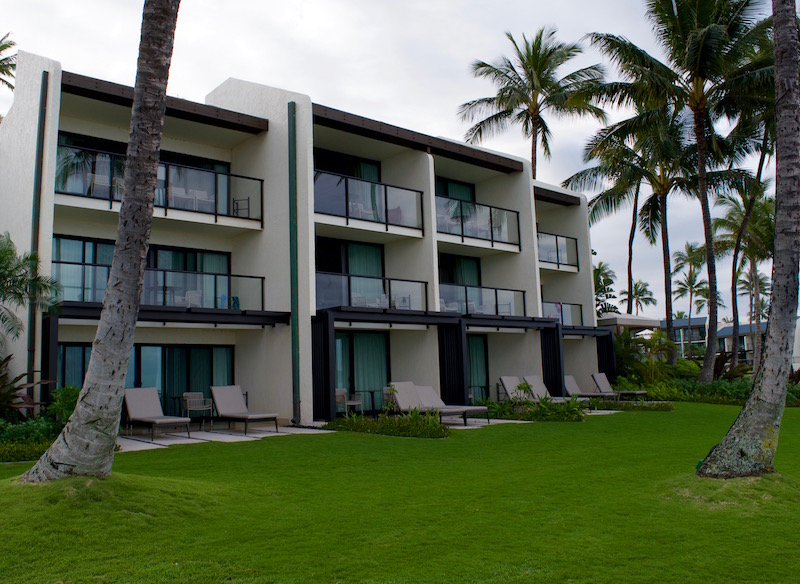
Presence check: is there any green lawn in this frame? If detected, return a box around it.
[2,403,799,583]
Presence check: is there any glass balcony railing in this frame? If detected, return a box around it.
[439,283,525,316]
[542,301,583,326]
[316,272,427,311]
[52,262,264,311]
[537,232,578,268]
[55,145,263,222]
[313,171,423,230]
[435,196,520,245]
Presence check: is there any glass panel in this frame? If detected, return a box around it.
[55,146,92,195]
[124,346,137,388]
[348,178,385,223]
[229,175,261,220]
[496,289,524,316]
[439,283,466,314]
[52,238,83,263]
[63,346,85,388]
[462,202,491,240]
[538,234,558,263]
[491,208,519,244]
[314,171,346,216]
[164,347,187,416]
[84,265,109,303]
[561,303,583,326]
[559,236,579,266]
[142,269,166,306]
[542,301,561,321]
[189,347,212,397]
[385,186,421,228]
[140,347,163,395]
[351,276,388,308]
[389,279,426,311]
[436,197,463,235]
[467,335,488,403]
[212,347,233,387]
[228,275,261,310]
[96,243,115,265]
[335,333,351,412]
[52,263,83,302]
[316,272,348,309]
[353,332,387,410]
[467,286,497,315]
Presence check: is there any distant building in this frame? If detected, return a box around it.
[717,320,800,370]
[660,317,707,359]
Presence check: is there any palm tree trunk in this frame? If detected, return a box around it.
[751,261,763,373]
[694,110,718,383]
[22,0,181,482]
[686,290,693,359]
[697,0,800,477]
[659,194,676,365]
[626,182,640,315]
[530,127,538,180]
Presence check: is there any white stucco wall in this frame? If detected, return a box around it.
[389,328,440,390]
[484,330,542,400]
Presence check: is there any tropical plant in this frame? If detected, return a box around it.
[0,32,14,91]
[23,0,182,483]
[698,0,797,477]
[593,261,620,316]
[590,0,773,382]
[619,280,656,315]
[672,241,707,355]
[459,28,606,178]
[0,232,60,348]
[632,329,677,384]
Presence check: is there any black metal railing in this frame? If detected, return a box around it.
[542,301,583,326]
[435,196,520,246]
[55,145,263,222]
[439,283,525,316]
[313,170,423,230]
[537,232,578,268]
[316,272,428,311]
[52,262,265,311]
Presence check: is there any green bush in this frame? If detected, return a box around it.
[323,410,451,438]
[589,399,674,412]
[669,359,701,379]
[486,396,585,422]
[613,376,800,407]
[47,385,81,424]
[0,441,50,462]
[0,416,59,443]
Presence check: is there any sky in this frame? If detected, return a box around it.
[0,0,774,322]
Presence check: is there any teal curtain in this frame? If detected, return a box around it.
[335,333,351,412]
[467,335,488,403]
[349,244,384,305]
[355,162,379,181]
[353,333,388,409]
[200,252,229,308]
[140,347,163,394]
[455,257,480,286]
[448,181,474,202]
[212,347,233,389]
[165,347,188,416]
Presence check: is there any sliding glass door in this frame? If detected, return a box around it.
[334,331,389,412]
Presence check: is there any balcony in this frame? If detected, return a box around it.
[314,171,422,230]
[537,232,578,269]
[316,272,427,311]
[52,262,265,311]
[435,197,520,246]
[542,301,583,326]
[55,145,263,222]
[439,283,525,316]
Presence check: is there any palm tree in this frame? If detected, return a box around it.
[590,0,773,382]
[619,280,656,315]
[0,233,59,348]
[459,28,606,178]
[23,0,181,483]
[0,32,14,91]
[566,105,693,352]
[673,266,707,356]
[698,0,798,477]
[593,261,620,316]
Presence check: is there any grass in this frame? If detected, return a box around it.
[1,403,799,583]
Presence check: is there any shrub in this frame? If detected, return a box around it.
[323,410,451,439]
[47,385,81,424]
[589,399,674,412]
[670,359,701,379]
[485,396,585,422]
[0,441,50,462]
[0,416,59,443]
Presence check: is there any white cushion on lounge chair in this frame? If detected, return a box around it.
[522,375,566,403]
[563,375,603,399]
[211,385,279,434]
[124,387,191,441]
[499,376,523,400]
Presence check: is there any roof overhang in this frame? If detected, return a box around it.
[312,104,523,174]
[55,302,289,327]
[61,71,269,135]
[533,182,581,206]
[597,313,663,331]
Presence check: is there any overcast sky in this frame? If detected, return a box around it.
[0,0,774,322]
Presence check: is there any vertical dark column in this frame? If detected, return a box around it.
[288,102,301,424]
[596,332,617,381]
[311,312,336,421]
[40,312,59,403]
[540,325,565,396]
[438,322,468,404]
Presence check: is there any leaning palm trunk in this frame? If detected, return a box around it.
[23,0,180,482]
[751,261,763,372]
[626,182,640,315]
[697,0,800,478]
[694,112,718,382]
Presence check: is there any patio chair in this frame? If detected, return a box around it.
[210,385,279,435]
[563,375,612,400]
[389,381,435,414]
[335,388,362,414]
[123,387,191,442]
[415,385,489,426]
[592,372,647,399]
[183,391,213,430]
[499,376,524,400]
[522,375,566,403]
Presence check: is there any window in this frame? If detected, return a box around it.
[334,331,389,410]
[438,253,480,286]
[436,176,475,202]
[314,148,380,181]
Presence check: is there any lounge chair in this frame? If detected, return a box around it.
[522,375,567,403]
[124,387,191,442]
[592,372,647,399]
[564,375,614,400]
[499,376,524,400]
[415,385,489,426]
[335,388,363,414]
[389,381,437,414]
[210,385,279,435]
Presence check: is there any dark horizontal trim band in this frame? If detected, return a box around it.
[61,72,269,135]
[55,302,289,326]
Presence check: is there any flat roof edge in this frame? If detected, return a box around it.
[61,71,269,135]
[312,103,523,174]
